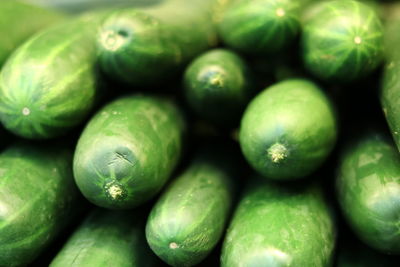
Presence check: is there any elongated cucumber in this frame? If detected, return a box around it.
[73,94,186,209]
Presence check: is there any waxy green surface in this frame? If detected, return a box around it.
[218,0,303,54]
[183,49,254,127]
[74,95,186,210]
[97,0,221,86]
[0,0,64,67]
[146,145,237,266]
[221,177,336,267]
[0,11,108,139]
[50,209,159,267]
[0,143,80,267]
[302,0,383,83]
[336,132,400,254]
[239,79,337,180]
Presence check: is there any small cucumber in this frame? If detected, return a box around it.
[0,0,64,67]
[0,11,109,139]
[97,0,221,86]
[239,79,337,180]
[221,177,336,266]
[73,94,186,210]
[50,209,160,267]
[0,143,82,267]
[183,49,254,127]
[301,0,383,83]
[146,143,239,266]
[336,131,400,254]
[218,0,310,54]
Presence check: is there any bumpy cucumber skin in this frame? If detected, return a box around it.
[97,0,219,86]
[221,177,336,267]
[146,146,237,267]
[239,79,337,180]
[301,0,383,83]
[73,95,186,210]
[0,12,108,139]
[50,209,159,267]
[218,0,302,54]
[183,49,254,127]
[0,143,80,267]
[0,0,64,67]
[336,132,400,254]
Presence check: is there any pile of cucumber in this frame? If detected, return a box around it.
[0,0,399,266]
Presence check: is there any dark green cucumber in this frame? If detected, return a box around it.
[97,0,222,86]
[73,95,186,210]
[0,11,109,139]
[183,49,254,127]
[221,177,336,266]
[336,131,400,254]
[146,144,239,266]
[0,143,81,267]
[50,209,159,267]
[0,0,64,67]
[381,14,400,152]
[301,0,383,83]
[239,79,337,180]
[218,0,310,54]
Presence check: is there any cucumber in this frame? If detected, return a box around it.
[0,143,82,267]
[0,0,64,67]
[0,11,109,139]
[221,177,336,266]
[97,0,221,86]
[50,208,159,267]
[380,15,400,151]
[218,0,306,54]
[146,143,239,266]
[239,79,337,180]
[301,0,383,83]
[73,94,186,210]
[336,131,400,254]
[183,49,254,128]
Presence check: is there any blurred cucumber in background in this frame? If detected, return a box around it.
[23,0,165,13]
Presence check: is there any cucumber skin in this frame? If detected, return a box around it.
[73,95,186,210]
[146,145,237,267]
[239,79,337,180]
[0,143,81,267]
[301,0,383,83]
[97,0,220,86]
[50,209,159,267]
[221,177,336,267]
[0,11,108,139]
[183,49,254,127]
[218,0,302,54]
[336,132,400,254]
[0,0,64,67]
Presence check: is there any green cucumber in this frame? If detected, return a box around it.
[97,0,222,86]
[146,143,239,266]
[0,11,109,139]
[73,94,186,210]
[218,0,306,54]
[183,49,254,127]
[380,15,400,151]
[0,0,64,67]
[221,177,336,266]
[50,209,159,267]
[0,143,81,267]
[239,79,337,180]
[301,0,384,83]
[336,131,400,254]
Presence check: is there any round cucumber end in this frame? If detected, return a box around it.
[267,143,289,163]
[104,181,127,201]
[169,242,179,249]
[99,29,130,52]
